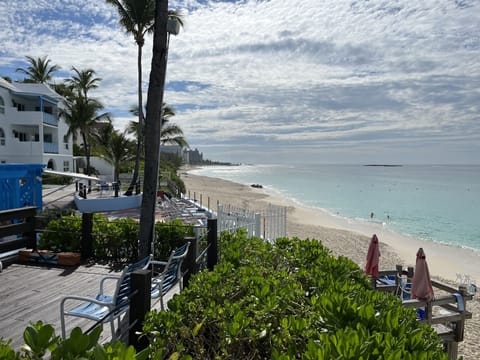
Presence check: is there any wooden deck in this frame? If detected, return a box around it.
[0,262,177,350]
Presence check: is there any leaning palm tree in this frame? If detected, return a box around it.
[15,55,60,84]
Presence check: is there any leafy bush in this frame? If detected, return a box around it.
[38,214,194,263]
[154,219,195,259]
[0,321,144,360]
[143,231,447,359]
[38,214,82,252]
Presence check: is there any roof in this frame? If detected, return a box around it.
[12,82,63,102]
[0,77,16,91]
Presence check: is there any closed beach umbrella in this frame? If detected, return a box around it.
[365,234,380,278]
[411,248,434,302]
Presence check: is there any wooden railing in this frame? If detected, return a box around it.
[0,206,37,268]
[375,267,473,360]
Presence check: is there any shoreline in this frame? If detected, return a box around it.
[183,168,480,284]
[181,170,480,359]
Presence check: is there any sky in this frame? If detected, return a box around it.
[1,0,479,165]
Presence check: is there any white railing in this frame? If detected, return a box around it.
[217,203,286,243]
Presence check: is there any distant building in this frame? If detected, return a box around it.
[161,144,183,156]
[0,78,73,171]
[183,148,203,164]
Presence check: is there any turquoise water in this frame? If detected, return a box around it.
[191,164,480,251]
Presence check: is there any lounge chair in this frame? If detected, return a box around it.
[60,255,151,339]
[151,242,190,310]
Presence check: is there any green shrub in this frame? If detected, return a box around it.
[37,214,194,264]
[38,215,82,252]
[0,321,145,360]
[143,231,447,359]
[154,219,194,259]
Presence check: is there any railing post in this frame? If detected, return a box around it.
[207,218,218,271]
[254,213,261,239]
[129,269,151,351]
[183,236,197,288]
[26,208,37,250]
[81,213,93,260]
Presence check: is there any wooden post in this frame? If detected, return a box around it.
[454,285,468,342]
[183,236,197,288]
[25,208,36,250]
[207,218,218,271]
[81,213,93,260]
[129,269,151,351]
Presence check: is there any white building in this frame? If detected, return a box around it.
[0,78,73,171]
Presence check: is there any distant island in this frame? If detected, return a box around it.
[363,164,403,167]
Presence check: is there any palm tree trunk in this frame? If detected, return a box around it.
[125,44,145,196]
[82,133,92,192]
[139,0,169,259]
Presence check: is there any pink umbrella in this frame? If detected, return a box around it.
[411,248,434,302]
[365,234,380,278]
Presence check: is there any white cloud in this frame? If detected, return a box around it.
[1,0,479,164]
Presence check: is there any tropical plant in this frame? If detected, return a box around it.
[106,0,156,196]
[128,103,188,149]
[15,55,60,84]
[61,96,111,177]
[138,0,170,259]
[61,68,110,177]
[93,123,135,183]
[66,67,101,99]
[107,0,184,197]
[143,233,448,359]
[0,321,146,359]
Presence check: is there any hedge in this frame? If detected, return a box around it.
[142,230,446,359]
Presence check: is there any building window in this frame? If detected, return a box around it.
[0,96,4,114]
[63,161,70,172]
[0,128,5,145]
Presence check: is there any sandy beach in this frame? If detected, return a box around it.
[181,171,480,359]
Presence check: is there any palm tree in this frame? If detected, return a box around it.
[106,1,184,196]
[67,67,101,99]
[15,55,60,83]
[127,103,188,149]
[138,0,170,259]
[61,95,111,177]
[93,123,135,183]
[106,0,156,195]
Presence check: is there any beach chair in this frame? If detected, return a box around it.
[396,274,412,300]
[151,242,190,310]
[60,255,151,339]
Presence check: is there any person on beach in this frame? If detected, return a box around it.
[370,212,374,219]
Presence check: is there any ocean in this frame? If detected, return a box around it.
[190,164,480,252]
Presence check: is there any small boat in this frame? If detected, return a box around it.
[74,193,142,213]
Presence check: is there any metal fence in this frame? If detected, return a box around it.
[217,203,286,243]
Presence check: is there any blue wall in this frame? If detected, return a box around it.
[0,164,44,211]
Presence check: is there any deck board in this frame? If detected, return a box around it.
[0,263,131,349]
